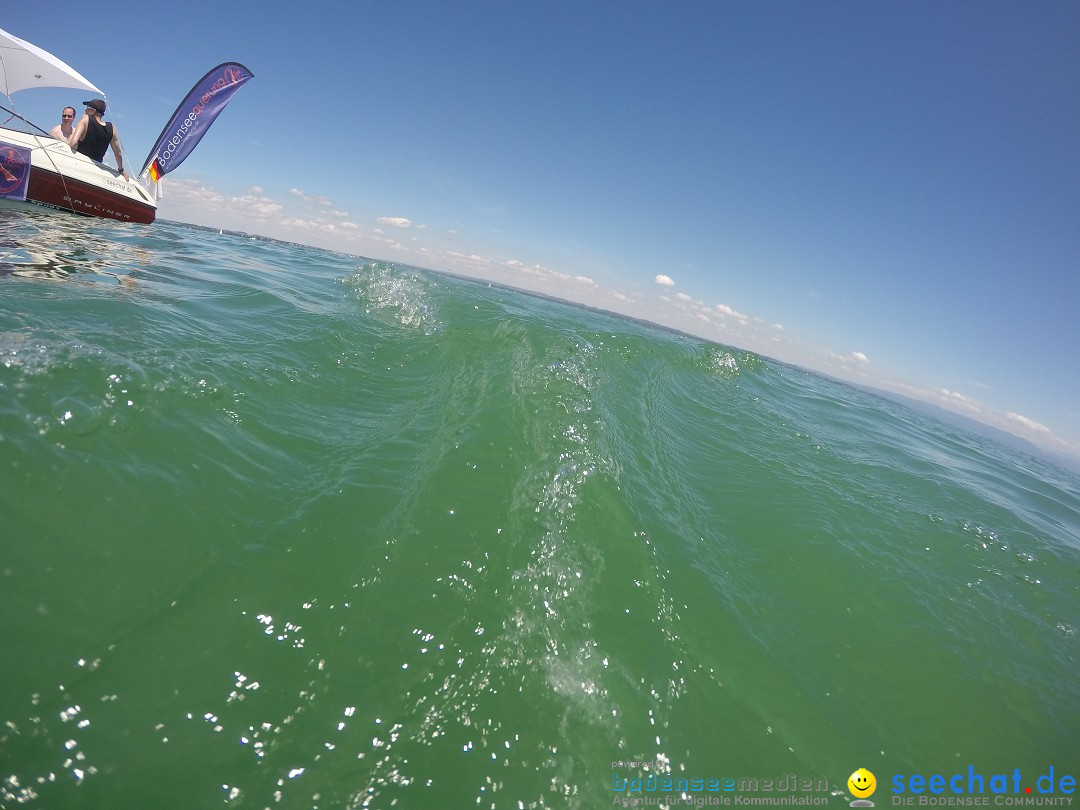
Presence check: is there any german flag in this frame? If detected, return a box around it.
[147,159,163,183]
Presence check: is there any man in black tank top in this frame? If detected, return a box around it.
[69,99,128,179]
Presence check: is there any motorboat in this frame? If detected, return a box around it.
[0,28,156,223]
[0,27,251,226]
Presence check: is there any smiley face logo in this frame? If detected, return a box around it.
[848,768,877,798]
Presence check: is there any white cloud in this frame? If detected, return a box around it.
[376,216,412,229]
[288,188,334,207]
[715,303,748,324]
[830,351,869,365]
[282,218,337,233]
[503,259,595,288]
[1006,412,1051,435]
[159,179,225,208]
[445,251,492,271]
[655,274,675,287]
[229,194,283,218]
[370,232,408,250]
[940,388,973,404]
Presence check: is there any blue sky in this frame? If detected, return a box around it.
[7,2,1080,458]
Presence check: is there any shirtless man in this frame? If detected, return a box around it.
[68,99,128,179]
[49,107,76,142]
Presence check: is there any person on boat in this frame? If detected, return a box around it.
[68,99,128,179]
[49,107,77,142]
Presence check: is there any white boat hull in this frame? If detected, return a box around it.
[0,127,157,224]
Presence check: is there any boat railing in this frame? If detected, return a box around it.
[0,103,51,137]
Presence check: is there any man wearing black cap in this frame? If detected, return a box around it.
[69,98,128,179]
